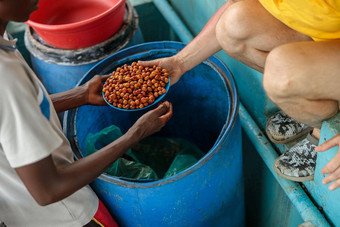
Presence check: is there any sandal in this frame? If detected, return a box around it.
[273,133,318,182]
[266,111,313,144]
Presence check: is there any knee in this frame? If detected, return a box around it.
[263,46,296,103]
[216,2,250,55]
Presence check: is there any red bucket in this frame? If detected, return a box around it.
[26,0,125,49]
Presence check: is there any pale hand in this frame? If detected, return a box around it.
[315,134,340,191]
[138,56,185,86]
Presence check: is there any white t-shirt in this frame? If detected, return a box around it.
[0,33,98,227]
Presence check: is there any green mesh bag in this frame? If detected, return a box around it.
[85,125,204,180]
[85,125,158,180]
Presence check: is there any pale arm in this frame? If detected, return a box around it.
[139,0,237,85]
[175,0,236,73]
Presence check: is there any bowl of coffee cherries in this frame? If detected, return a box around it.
[102,62,170,111]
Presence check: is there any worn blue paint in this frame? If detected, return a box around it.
[63,41,244,227]
[28,32,143,94]
[29,59,95,94]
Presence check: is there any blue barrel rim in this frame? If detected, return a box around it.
[63,41,239,188]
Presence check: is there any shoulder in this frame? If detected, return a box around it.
[0,53,33,95]
[0,52,25,78]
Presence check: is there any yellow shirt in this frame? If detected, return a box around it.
[259,0,340,41]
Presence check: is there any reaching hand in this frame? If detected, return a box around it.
[138,56,185,86]
[128,101,173,141]
[315,134,340,191]
[84,74,110,106]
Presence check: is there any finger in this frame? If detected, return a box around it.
[138,60,159,67]
[321,151,340,174]
[322,166,340,185]
[101,74,110,82]
[157,101,164,107]
[157,101,169,110]
[153,102,168,115]
[328,179,340,191]
[315,136,340,152]
[159,102,173,122]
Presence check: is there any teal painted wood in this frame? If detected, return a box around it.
[152,0,193,43]
[302,114,340,226]
[170,0,226,36]
[239,103,329,226]
[158,0,333,225]
[134,3,179,43]
[64,41,244,227]
[242,135,305,226]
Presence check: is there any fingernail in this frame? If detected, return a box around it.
[322,180,326,184]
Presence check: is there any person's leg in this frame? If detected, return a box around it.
[263,41,340,181]
[263,41,340,129]
[214,0,331,182]
[216,0,313,144]
[215,0,312,73]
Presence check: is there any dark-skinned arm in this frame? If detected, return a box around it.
[50,75,109,113]
[15,101,173,206]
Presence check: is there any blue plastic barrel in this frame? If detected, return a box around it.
[64,41,244,227]
[24,1,143,94]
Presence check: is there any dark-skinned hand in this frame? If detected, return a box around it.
[127,101,173,141]
[84,74,110,106]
